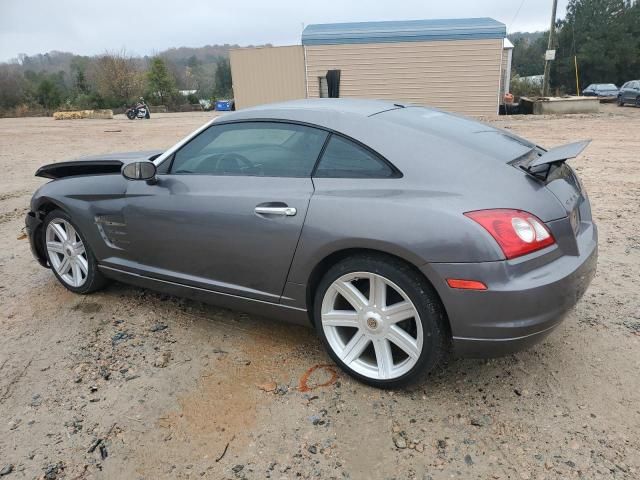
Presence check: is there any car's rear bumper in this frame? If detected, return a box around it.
[25,211,49,268]
[422,222,598,357]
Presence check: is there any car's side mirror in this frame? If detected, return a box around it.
[122,161,157,184]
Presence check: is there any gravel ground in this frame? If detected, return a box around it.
[0,105,638,480]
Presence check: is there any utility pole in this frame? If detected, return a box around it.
[542,0,559,97]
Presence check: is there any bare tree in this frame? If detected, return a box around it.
[90,50,144,104]
[0,65,24,109]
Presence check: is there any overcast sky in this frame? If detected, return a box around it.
[0,0,568,61]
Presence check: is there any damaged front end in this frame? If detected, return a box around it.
[35,160,124,180]
[27,150,163,267]
[35,150,163,180]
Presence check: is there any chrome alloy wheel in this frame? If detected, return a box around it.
[321,272,423,380]
[45,219,88,288]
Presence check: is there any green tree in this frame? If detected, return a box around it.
[554,0,640,92]
[510,32,547,77]
[147,57,176,105]
[70,57,89,93]
[214,57,232,97]
[511,1,640,93]
[36,77,62,110]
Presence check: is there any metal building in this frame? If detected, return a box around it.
[229,45,306,109]
[230,18,510,117]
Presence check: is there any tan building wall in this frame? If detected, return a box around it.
[305,39,504,116]
[230,46,306,109]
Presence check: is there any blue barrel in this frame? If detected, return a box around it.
[215,100,233,111]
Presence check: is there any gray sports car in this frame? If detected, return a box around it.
[26,99,597,388]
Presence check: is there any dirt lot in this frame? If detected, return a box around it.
[0,105,639,480]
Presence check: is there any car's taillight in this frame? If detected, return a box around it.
[464,209,555,259]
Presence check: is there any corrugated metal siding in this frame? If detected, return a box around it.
[302,18,506,45]
[230,46,306,109]
[305,39,503,116]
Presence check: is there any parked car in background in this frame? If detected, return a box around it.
[582,83,619,100]
[25,99,597,388]
[617,80,640,106]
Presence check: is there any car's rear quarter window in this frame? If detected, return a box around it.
[313,135,396,178]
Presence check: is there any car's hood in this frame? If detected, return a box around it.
[35,150,163,180]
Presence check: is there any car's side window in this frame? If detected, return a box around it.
[313,135,397,179]
[169,122,328,177]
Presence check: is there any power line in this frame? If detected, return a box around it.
[509,0,528,32]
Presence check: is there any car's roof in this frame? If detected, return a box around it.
[215,98,535,171]
[220,99,412,122]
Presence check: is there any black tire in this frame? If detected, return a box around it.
[145,111,150,119]
[313,253,448,388]
[636,96,640,107]
[42,209,108,294]
[126,110,136,120]
[617,96,624,107]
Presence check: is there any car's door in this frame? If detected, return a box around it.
[632,82,640,102]
[620,82,629,101]
[624,81,635,102]
[116,121,328,303]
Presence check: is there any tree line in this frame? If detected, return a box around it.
[510,0,640,95]
[0,47,239,116]
[2,0,638,114]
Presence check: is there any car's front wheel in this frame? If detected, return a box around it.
[617,96,624,106]
[314,254,448,388]
[43,210,107,294]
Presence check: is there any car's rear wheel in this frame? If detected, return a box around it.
[43,210,107,294]
[314,254,447,388]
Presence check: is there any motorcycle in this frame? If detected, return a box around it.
[125,101,150,120]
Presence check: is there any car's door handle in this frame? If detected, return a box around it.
[254,206,297,216]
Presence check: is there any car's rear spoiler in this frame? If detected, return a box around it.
[529,140,591,168]
[521,140,590,180]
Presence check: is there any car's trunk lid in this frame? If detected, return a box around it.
[373,106,590,227]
